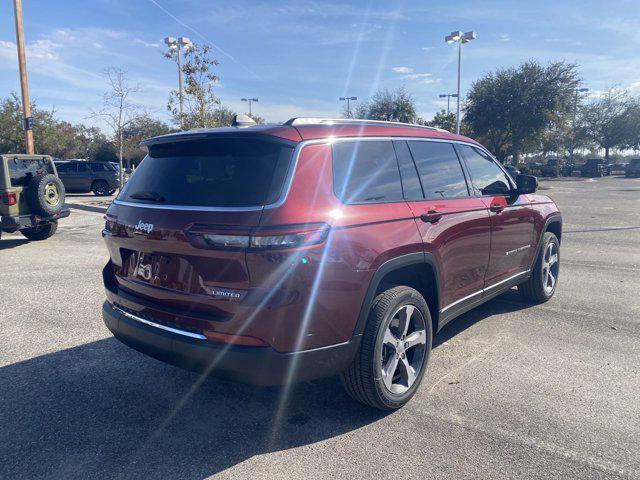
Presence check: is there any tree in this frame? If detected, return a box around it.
[89,67,142,187]
[426,109,456,132]
[122,115,172,167]
[166,43,227,129]
[350,87,417,123]
[579,89,639,160]
[465,61,581,163]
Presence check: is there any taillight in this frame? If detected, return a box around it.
[192,223,330,251]
[2,192,17,206]
[104,214,117,233]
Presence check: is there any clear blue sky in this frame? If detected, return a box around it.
[1,0,639,129]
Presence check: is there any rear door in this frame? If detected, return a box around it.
[54,161,77,190]
[106,136,295,317]
[456,144,535,287]
[395,140,491,315]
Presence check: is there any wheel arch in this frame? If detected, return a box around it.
[353,252,441,340]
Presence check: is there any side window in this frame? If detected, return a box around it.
[90,162,107,172]
[407,141,469,199]
[332,141,404,204]
[393,141,423,201]
[458,145,512,196]
[77,162,90,173]
[56,163,75,174]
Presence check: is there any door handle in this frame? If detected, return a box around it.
[490,203,505,213]
[420,210,442,223]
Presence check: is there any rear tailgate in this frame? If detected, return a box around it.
[103,134,297,324]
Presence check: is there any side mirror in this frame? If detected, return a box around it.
[516,174,537,194]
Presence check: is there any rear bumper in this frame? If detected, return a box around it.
[102,301,359,386]
[0,208,70,232]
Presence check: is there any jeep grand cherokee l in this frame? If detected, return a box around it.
[101,117,562,410]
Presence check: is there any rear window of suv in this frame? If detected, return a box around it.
[119,138,294,207]
[7,158,54,187]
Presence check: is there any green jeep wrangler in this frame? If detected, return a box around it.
[0,154,69,241]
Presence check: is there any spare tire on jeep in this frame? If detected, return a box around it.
[26,173,65,216]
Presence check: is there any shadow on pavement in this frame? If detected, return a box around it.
[434,289,532,347]
[66,203,109,214]
[0,289,530,479]
[0,238,29,250]
[0,337,388,479]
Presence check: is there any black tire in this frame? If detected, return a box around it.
[21,221,58,241]
[26,174,65,216]
[518,232,560,303]
[92,180,110,196]
[341,286,433,410]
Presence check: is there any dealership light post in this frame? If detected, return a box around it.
[164,36,192,130]
[241,97,258,116]
[13,0,34,154]
[445,30,476,134]
[339,96,357,116]
[568,87,589,168]
[438,93,458,115]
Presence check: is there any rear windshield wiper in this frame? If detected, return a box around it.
[129,191,165,202]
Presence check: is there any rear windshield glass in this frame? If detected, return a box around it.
[7,158,54,186]
[119,138,294,207]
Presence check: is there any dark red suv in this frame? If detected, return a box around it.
[102,117,561,410]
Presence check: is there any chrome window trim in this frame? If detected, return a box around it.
[112,136,488,212]
[113,305,207,340]
[440,269,531,313]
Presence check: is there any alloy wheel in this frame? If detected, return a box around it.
[542,242,559,294]
[380,304,427,395]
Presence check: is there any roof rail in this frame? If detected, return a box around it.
[284,117,448,132]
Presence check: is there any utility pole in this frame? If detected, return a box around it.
[13,0,34,154]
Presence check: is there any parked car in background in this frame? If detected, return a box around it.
[626,159,640,177]
[539,158,563,177]
[503,164,520,178]
[608,162,627,175]
[527,162,543,175]
[579,158,608,177]
[54,159,118,196]
[101,116,562,411]
[1,154,69,240]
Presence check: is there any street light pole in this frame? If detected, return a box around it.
[569,87,589,167]
[445,31,476,135]
[241,98,258,116]
[339,96,357,116]
[13,0,34,154]
[165,36,192,130]
[439,93,458,115]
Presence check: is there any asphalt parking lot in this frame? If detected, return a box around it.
[1,177,639,480]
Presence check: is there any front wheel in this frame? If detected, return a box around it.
[518,232,560,302]
[21,221,58,241]
[341,286,433,410]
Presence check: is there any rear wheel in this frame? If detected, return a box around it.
[518,232,560,302]
[341,286,432,410]
[21,221,58,241]
[92,180,110,196]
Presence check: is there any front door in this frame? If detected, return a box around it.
[394,140,492,315]
[456,144,535,287]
